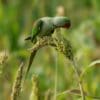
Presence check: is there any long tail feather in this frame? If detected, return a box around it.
[25,36,31,41]
[25,50,37,78]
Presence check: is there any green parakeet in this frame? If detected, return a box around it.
[25,16,71,43]
[25,16,71,78]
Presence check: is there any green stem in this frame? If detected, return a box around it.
[72,59,85,100]
[54,51,58,100]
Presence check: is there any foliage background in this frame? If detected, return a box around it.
[0,0,100,100]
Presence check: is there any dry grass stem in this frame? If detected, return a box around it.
[45,89,52,100]
[30,75,39,100]
[11,62,24,100]
[72,60,85,100]
[27,36,85,99]
[0,50,8,64]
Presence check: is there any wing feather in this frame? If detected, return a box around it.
[31,20,43,42]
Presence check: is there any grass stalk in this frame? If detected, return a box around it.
[30,75,39,100]
[54,52,58,100]
[11,62,24,100]
[72,59,85,100]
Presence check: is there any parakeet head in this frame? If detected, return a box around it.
[53,16,71,29]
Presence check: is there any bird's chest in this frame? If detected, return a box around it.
[39,21,54,36]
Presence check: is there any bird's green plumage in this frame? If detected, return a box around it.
[31,20,43,42]
[25,16,71,78]
[25,16,71,43]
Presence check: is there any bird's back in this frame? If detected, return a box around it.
[38,17,55,37]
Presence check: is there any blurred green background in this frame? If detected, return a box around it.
[0,0,100,100]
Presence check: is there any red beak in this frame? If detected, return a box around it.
[63,21,71,29]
